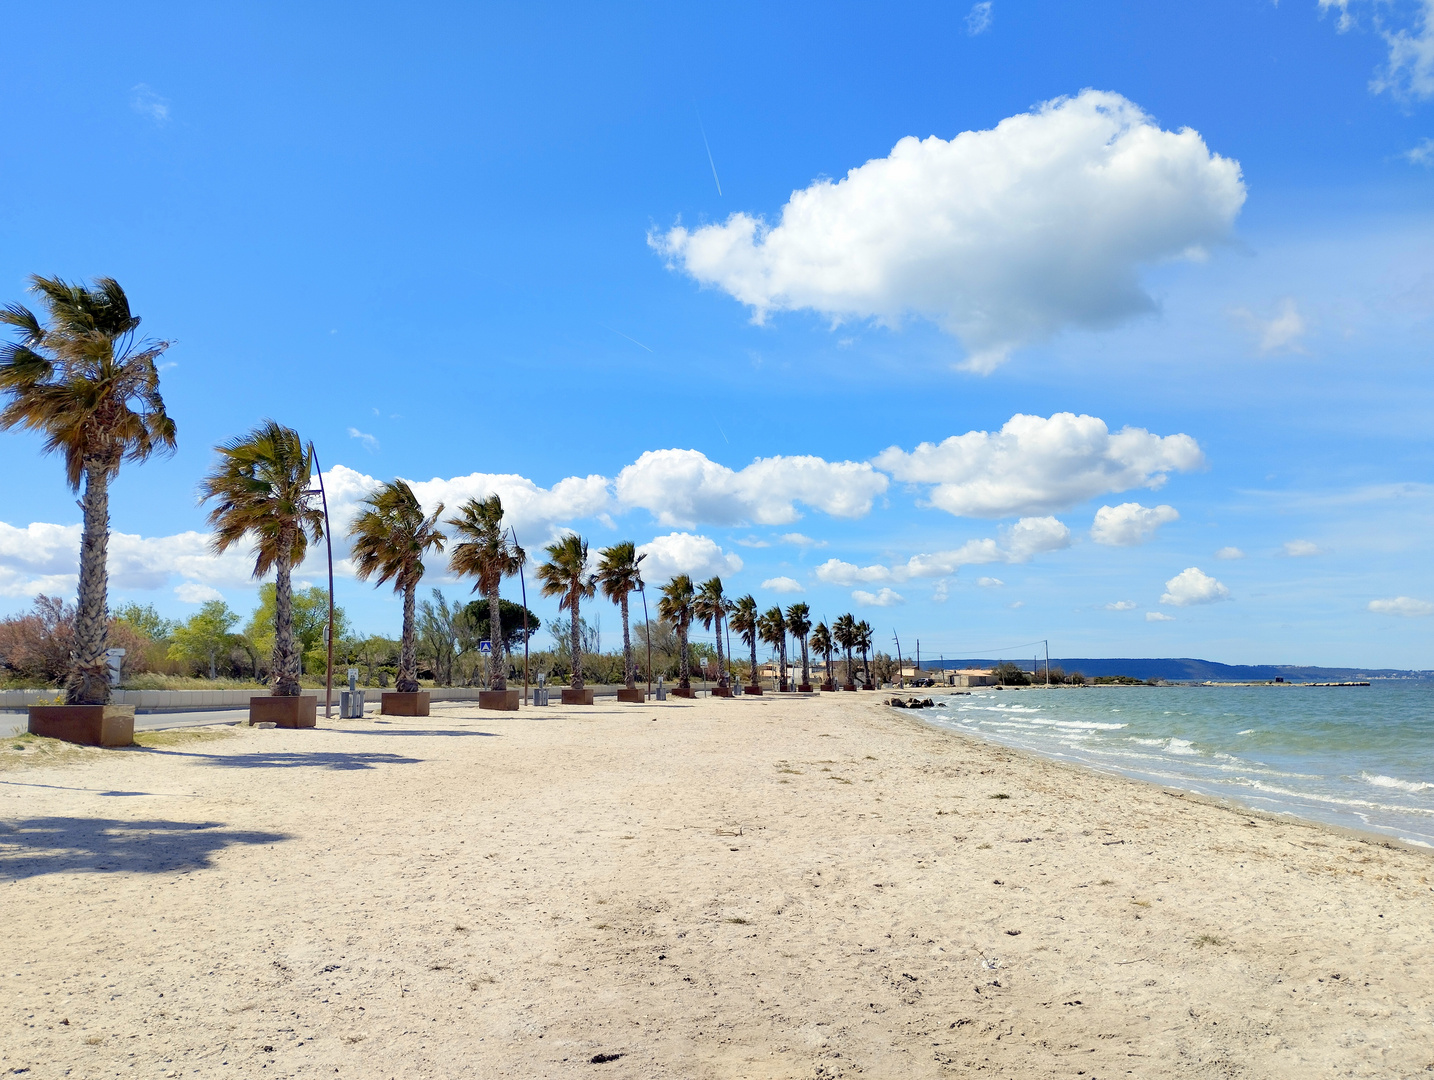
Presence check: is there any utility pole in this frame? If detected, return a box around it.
[916,639,920,677]
[512,527,529,706]
[1045,639,1051,687]
[893,631,903,689]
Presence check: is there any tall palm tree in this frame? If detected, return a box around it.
[758,606,788,691]
[0,276,175,703]
[536,533,594,689]
[694,577,729,692]
[785,603,812,688]
[811,621,834,689]
[657,575,696,689]
[856,619,874,687]
[201,422,322,697]
[349,480,445,693]
[731,595,759,689]
[596,541,645,690]
[834,613,857,688]
[446,495,523,692]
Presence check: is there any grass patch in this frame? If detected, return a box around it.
[0,733,96,772]
[1097,879,1114,886]
[777,768,802,775]
[133,727,237,749]
[1193,934,1223,948]
[724,917,750,925]
[1130,899,1152,908]
[976,843,992,850]
[989,793,1010,800]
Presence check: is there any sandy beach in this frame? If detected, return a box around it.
[1,692,1431,1078]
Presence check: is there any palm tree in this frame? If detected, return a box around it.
[834,614,857,688]
[657,575,696,690]
[785,603,812,689]
[446,495,523,692]
[856,619,874,688]
[731,595,759,690]
[0,276,175,703]
[596,541,645,690]
[349,480,445,694]
[200,422,322,697]
[536,533,594,689]
[758,606,788,691]
[811,621,834,689]
[694,577,730,692]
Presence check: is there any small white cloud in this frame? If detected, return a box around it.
[1280,539,1321,557]
[1368,596,1434,617]
[735,536,771,548]
[814,559,895,586]
[779,532,827,548]
[1008,600,1024,609]
[853,587,904,607]
[636,533,743,582]
[761,576,804,593]
[1323,0,1434,99]
[1215,546,1245,560]
[966,1,993,34]
[1091,502,1179,546]
[977,576,1004,587]
[130,84,170,124]
[347,427,380,453]
[1104,600,1137,611]
[1406,137,1434,166]
[175,582,224,604]
[1231,297,1306,354]
[1146,611,1176,622]
[904,516,1071,577]
[1160,567,1231,607]
[932,579,950,602]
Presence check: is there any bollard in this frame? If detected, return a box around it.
[655,675,667,701]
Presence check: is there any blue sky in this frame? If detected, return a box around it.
[1,0,1432,668]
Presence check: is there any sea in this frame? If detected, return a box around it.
[920,681,1434,848]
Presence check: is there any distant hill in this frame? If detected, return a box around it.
[924,658,1431,682]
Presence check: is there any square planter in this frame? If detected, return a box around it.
[479,689,521,711]
[249,695,317,728]
[615,688,646,703]
[28,704,135,748]
[560,687,595,705]
[797,683,813,692]
[380,691,430,717]
[710,686,733,697]
[742,685,763,695]
[842,683,857,692]
[669,687,696,698]
[820,682,836,692]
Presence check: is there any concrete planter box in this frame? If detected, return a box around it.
[249,695,317,728]
[560,687,595,705]
[28,704,135,747]
[742,685,763,695]
[797,683,813,692]
[820,682,836,692]
[669,687,696,699]
[478,689,521,711]
[615,688,645,703]
[381,691,430,717]
[842,683,857,692]
[710,686,733,697]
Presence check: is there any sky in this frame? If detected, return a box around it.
[1,0,1432,669]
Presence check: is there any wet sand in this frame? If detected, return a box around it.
[1,692,1430,1078]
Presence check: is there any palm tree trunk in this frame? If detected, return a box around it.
[714,614,727,689]
[569,587,583,689]
[845,646,854,686]
[748,636,757,688]
[678,623,690,688]
[273,538,302,696]
[67,462,112,704]
[779,638,788,691]
[620,593,634,689]
[825,649,832,687]
[397,580,419,693]
[801,637,810,686]
[488,583,506,691]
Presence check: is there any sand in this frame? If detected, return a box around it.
[1,692,1431,1078]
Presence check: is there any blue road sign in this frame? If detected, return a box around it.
[478,640,492,654]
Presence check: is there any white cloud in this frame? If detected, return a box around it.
[1407,137,1434,165]
[1280,539,1321,557]
[615,449,887,528]
[853,587,904,607]
[779,532,827,548]
[1160,567,1230,607]
[395,468,612,545]
[966,1,993,34]
[175,583,225,604]
[932,579,950,602]
[652,90,1244,371]
[1146,611,1176,622]
[1231,298,1306,354]
[1105,600,1137,611]
[761,576,804,593]
[130,84,170,124]
[814,558,895,586]
[904,516,1072,577]
[1009,600,1024,609]
[1369,596,1434,617]
[1091,502,1179,546]
[347,427,379,452]
[977,576,1004,587]
[736,536,771,548]
[635,533,743,583]
[1215,546,1245,560]
[1322,0,1434,99]
[874,413,1203,518]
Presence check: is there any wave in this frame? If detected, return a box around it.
[1359,772,1434,794]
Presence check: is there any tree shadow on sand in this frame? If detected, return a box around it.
[343,729,501,738]
[137,748,423,770]
[0,817,288,880]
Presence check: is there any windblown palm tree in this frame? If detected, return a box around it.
[811,622,834,688]
[596,541,645,690]
[731,595,759,688]
[758,606,788,691]
[446,495,523,692]
[349,480,445,694]
[0,276,175,703]
[785,602,812,688]
[657,575,696,689]
[694,577,729,691]
[537,533,594,689]
[856,619,874,687]
[201,422,322,697]
[833,613,857,687]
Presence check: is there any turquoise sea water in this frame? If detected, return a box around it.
[922,681,1434,848]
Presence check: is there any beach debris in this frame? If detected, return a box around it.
[1005,929,1021,936]
[886,696,936,708]
[590,1052,624,1064]
[980,957,1002,970]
